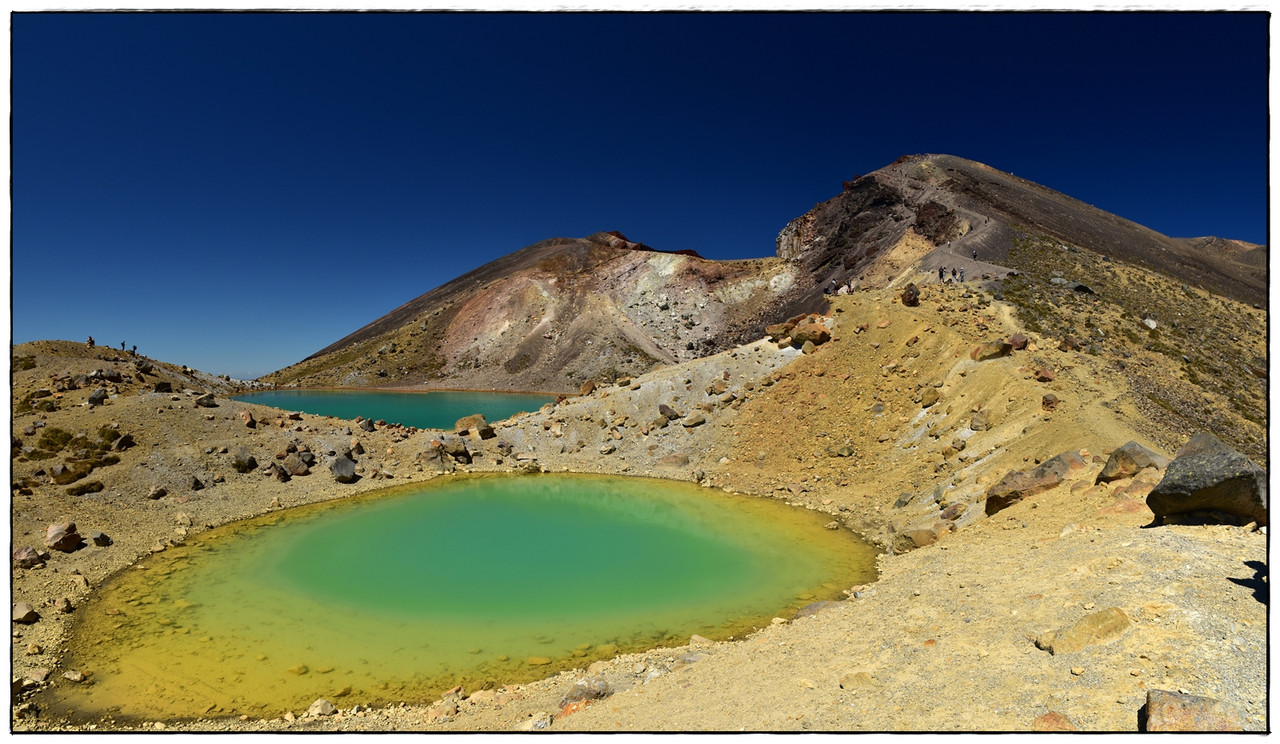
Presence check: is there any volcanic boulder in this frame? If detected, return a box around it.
[1095,441,1170,483]
[1146,433,1267,526]
[985,451,1086,515]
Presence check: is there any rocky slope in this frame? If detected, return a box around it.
[265,155,1265,399]
[10,280,1266,731]
[776,154,1266,308]
[264,232,804,392]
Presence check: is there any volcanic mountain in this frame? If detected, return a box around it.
[265,154,1265,395]
[265,231,808,392]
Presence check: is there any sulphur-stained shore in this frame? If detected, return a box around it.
[11,285,1267,732]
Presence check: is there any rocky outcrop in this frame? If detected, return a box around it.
[985,451,1086,515]
[1146,433,1267,526]
[1096,441,1169,483]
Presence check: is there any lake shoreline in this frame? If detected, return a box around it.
[237,385,568,397]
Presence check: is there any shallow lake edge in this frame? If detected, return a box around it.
[51,469,882,726]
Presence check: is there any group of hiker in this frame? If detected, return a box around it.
[936,247,980,284]
[86,337,137,356]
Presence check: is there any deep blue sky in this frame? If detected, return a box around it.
[12,12,1269,379]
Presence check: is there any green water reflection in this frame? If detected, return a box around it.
[54,474,878,722]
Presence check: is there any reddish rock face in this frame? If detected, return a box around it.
[1033,712,1077,731]
[984,451,1087,515]
[1144,690,1246,731]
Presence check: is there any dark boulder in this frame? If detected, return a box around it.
[87,388,108,407]
[232,448,258,473]
[659,404,682,420]
[194,393,217,408]
[282,454,310,477]
[417,448,455,473]
[1096,441,1170,483]
[153,382,172,393]
[1146,433,1267,527]
[358,418,376,432]
[1008,333,1029,350]
[111,433,135,452]
[900,283,920,307]
[330,456,359,484]
[439,438,472,464]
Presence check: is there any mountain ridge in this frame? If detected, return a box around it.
[265,154,1265,393]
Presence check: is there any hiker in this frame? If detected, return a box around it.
[938,266,945,281]
[951,268,957,280]
[86,336,94,348]
[959,268,966,282]
[972,249,978,261]
[121,341,126,351]
[131,344,137,356]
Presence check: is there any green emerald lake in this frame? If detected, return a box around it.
[232,389,557,429]
[55,474,878,722]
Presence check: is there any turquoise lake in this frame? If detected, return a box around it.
[55,474,879,722]
[232,389,557,429]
